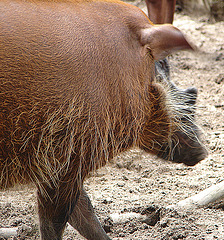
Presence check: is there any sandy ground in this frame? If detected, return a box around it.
[0,1,223,240]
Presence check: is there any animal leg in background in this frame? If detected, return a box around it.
[146,0,176,24]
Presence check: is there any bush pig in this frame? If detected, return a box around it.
[0,0,207,239]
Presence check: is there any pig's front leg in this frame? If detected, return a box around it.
[68,188,111,240]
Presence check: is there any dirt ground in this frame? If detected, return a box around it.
[0,1,224,240]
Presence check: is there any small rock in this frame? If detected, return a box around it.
[122,175,128,181]
[102,198,113,204]
[214,74,224,84]
[215,53,224,61]
[103,217,113,233]
[117,182,125,187]
[17,224,33,237]
[160,219,168,228]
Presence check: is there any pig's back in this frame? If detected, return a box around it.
[0,0,152,107]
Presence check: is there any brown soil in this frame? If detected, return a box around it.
[0,2,223,240]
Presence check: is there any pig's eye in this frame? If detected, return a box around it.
[146,47,153,59]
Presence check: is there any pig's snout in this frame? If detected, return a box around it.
[173,130,208,166]
[158,127,208,166]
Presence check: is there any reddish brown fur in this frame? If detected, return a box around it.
[0,0,207,239]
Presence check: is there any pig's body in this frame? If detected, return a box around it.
[0,0,207,239]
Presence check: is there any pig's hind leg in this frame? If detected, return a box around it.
[37,183,80,240]
[68,187,111,240]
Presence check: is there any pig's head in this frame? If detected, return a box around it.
[157,86,208,166]
[139,24,208,166]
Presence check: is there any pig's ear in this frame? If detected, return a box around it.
[140,24,195,60]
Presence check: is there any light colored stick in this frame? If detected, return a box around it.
[0,227,18,238]
[167,181,224,209]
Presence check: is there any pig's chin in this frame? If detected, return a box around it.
[158,148,208,166]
